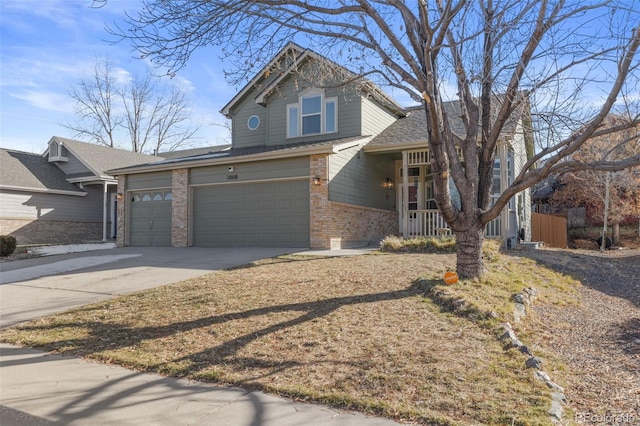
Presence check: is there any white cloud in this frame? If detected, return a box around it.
[11,90,73,113]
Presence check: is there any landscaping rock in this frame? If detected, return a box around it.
[534,371,565,392]
[522,287,538,302]
[452,298,466,309]
[519,345,533,356]
[499,323,524,348]
[525,356,543,369]
[549,398,563,421]
[513,293,526,304]
[513,302,526,322]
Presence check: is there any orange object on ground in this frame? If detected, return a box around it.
[444,271,459,285]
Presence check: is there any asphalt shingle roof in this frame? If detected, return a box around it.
[158,145,232,160]
[368,97,524,150]
[115,136,367,171]
[0,148,85,193]
[50,137,164,176]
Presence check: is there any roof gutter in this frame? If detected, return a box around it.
[0,185,87,197]
[363,141,428,153]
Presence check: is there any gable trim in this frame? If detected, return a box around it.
[220,42,306,117]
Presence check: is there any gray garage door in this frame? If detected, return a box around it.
[192,180,309,247]
[129,190,172,246]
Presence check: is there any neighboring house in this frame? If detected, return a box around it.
[0,137,161,245]
[108,42,533,249]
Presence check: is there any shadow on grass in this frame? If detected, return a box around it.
[12,281,430,389]
[617,317,640,356]
[512,249,640,308]
[513,248,640,375]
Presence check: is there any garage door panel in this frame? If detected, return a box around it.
[193,180,309,247]
[129,190,172,247]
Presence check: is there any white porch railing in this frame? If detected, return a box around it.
[405,209,451,237]
[485,216,501,237]
[404,209,503,238]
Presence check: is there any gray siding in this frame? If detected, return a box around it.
[266,77,361,146]
[127,171,172,190]
[0,188,102,221]
[231,95,268,149]
[230,59,368,149]
[328,146,396,211]
[511,124,532,240]
[190,157,310,185]
[51,152,92,177]
[361,97,398,137]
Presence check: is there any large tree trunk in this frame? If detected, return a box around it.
[454,225,486,279]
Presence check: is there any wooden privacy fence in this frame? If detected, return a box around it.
[531,212,568,248]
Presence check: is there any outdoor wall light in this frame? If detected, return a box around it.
[385,177,394,190]
[312,176,321,186]
[116,193,124,200]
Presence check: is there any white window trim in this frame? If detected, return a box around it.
[286,104,299,139]
[325,97,338,134]
[286,89,338,138]
[247,115,260,130]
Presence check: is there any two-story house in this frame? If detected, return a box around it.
[108,42,532,249]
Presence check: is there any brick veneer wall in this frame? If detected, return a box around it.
[310,154,330,248]
[310,154,398,249]
[0,218,103,245]
[171,168,188,247]
[323,201,398,249]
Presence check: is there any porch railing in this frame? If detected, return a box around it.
[405,209,503,238]
[405,209,451,237]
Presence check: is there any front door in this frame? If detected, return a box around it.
[398,166,424,235]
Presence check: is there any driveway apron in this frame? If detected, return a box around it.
[0,247,299,329]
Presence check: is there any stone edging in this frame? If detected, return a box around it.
[499,287,567,423]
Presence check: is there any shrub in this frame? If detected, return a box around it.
[380,235,456,253]
[380,235,503,257]
[0,235,17,257]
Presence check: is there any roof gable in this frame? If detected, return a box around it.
[45,137,165,180]
[0,148,85,194]
[220,42,405,118]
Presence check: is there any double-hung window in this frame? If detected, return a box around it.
[287,89,337,138]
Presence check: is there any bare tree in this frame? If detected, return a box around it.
[553,116,640,248]
[65,57,200,153]
[102,0,640,277]
[66,58,121,148]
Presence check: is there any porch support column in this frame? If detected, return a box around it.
[102,181,108,242]
[116,175,126,247]
[402,151,409,237]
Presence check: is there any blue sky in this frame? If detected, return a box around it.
[0,0,236,153]
[2,1,636,155]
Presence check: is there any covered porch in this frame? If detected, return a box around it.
[384,148,502,239]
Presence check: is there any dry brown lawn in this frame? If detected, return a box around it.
[0,251,580,425]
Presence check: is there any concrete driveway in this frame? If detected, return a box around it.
[0,246,299,329]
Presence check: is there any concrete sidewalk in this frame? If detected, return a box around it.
[0,344,403,426]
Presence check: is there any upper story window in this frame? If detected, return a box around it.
[48,142,68,162]
[287,88,337,138]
